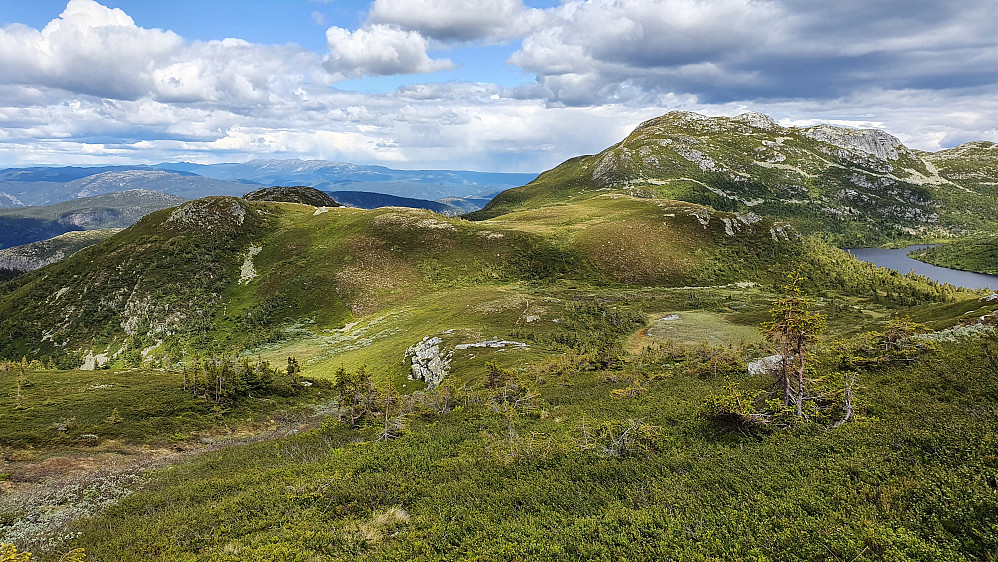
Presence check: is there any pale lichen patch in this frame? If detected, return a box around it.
[239,245,262,284]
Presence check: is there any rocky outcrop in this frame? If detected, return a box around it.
[405,336,452,388]
[165,197,249,232]
[732,111,777,130]
[800,124,905,161]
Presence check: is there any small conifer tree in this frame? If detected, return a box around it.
[763,271,827,416]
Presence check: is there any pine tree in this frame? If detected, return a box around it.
[763,271,827,416]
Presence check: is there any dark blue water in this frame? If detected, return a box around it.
[846,245,998,290]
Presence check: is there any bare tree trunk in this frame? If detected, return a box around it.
[833,376,855,428]
[782,341,793,407]
[796,351,805,417]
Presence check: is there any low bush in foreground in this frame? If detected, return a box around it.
[41,333,998,561]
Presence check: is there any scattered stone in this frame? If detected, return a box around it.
[690,208,710,227]
[721,217,737,236]
[166,197,248,231]
[454,340,528,350]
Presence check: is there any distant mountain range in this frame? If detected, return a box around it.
[0,229,120,273]
[159,160,535,200]
[0,159,534,209]
[0,167,251,207]
[326,190,496,216]
[0,190,186,249]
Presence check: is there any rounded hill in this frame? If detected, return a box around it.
[243,186,341,207]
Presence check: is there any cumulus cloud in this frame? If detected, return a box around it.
[509,0,998,106]
[368,0,541,42]
[0,0,182,99]
[323,24,453,79]
[0,0,319,106]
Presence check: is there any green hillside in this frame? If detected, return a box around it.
[910,235,998,275]
[472,112,998,245]
[0,194,814,372]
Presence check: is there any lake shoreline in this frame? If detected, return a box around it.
[845,245,998,291]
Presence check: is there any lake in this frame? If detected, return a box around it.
[846,245,998,290]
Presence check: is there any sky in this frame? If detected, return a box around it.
[0,0,996,173]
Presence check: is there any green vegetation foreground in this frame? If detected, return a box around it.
[20,328,995,561]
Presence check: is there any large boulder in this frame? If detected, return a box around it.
[748,355,785,377]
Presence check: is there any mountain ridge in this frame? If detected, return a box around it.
[472,111,998,245]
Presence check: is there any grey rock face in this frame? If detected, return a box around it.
[800,125,904,161]
[405,336,452,388]
[732,112,777,130]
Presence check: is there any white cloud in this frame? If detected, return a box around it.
[0,0,182,99]
[1,0,998,176]
[323,24,453,79]
[0,0,317,105]
[368,0,541,42]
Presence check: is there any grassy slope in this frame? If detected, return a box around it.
[1,192,983,384]
[4,190,997,559]
[0,195,809,375]
[57,332,998,561]
[0,368,325,451]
